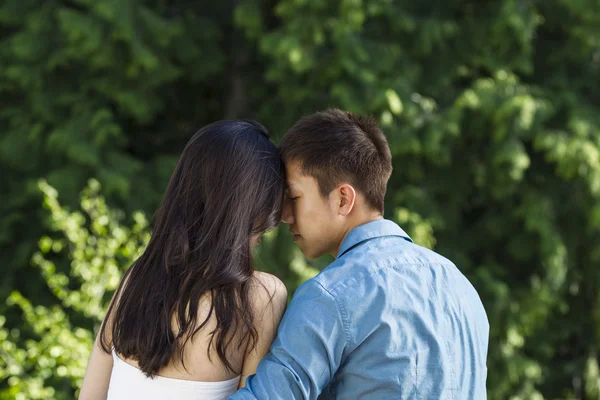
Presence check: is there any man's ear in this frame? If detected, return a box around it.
[337,184,356,216]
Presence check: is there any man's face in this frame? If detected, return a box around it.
[281,161,343,259]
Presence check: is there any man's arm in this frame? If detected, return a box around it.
[229,279,347,400]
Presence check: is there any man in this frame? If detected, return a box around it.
[230,109,489,399]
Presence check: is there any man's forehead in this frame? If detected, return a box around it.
[284,160,319,191]
[284,159,302,173]
[285,180,300,190]
[284,161,303,185]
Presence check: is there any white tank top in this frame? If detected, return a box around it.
[107,350,240,400]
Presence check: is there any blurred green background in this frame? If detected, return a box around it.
[1,0,599,398]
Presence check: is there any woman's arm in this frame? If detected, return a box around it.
[78,331,113,400]
[79,280,124,400]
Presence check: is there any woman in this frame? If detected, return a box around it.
[79,120,288,400]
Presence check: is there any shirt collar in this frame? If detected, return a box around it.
[336,219,413,259]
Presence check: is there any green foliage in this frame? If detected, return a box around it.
[0,180,149,399]
[0,0,224,303]
[1,0,600,399]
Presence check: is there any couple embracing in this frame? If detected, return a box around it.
[80,109,489,400]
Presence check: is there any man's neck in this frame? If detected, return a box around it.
[331,213,383,258]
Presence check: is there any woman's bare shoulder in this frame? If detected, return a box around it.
[249,271,287,311]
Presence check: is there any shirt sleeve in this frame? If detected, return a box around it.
[229,279,348,400]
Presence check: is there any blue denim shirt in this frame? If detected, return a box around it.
[230,219,489,399]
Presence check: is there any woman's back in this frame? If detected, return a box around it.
[105,271,286,400]
[107,351,240,400]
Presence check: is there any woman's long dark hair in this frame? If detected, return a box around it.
[99,120,285,377]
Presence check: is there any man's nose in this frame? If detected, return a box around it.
[281,198,295,224]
